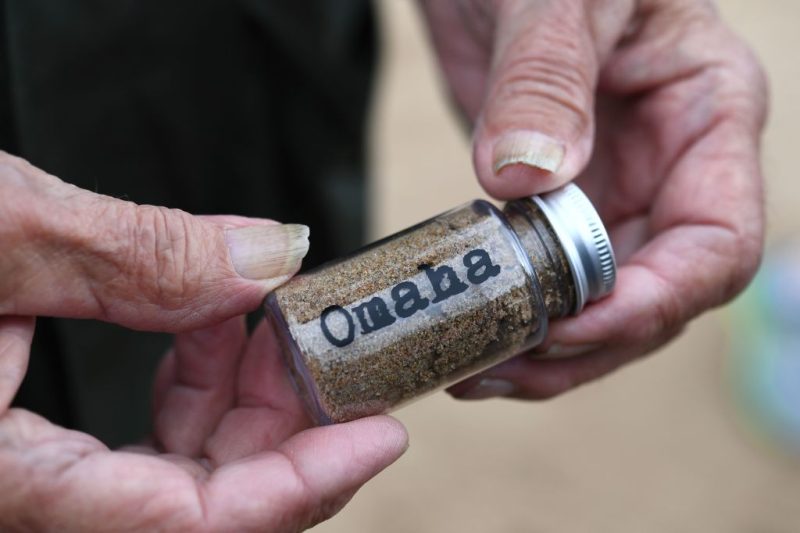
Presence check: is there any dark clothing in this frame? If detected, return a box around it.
[2,0,377,446]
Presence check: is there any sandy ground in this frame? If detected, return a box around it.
[315,2,800,531]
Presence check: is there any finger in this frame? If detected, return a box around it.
[154,316,246,456]
[449,324,681,401]
[597,0,767,195]
[461,117,763,398]
[236,320,306,415]
[205,416,408,532]
[451,218,753,400]
[0,152,309,332]
[566,111,764,338]
[453,1,766,400]
[151,346,176,420]
[0,316,34,411]
[454,112,764,400]
[600,0,723,95]
[540,4,765,365]
[416,0,493,122]
[204,320,310,464]
[472,0,634,198]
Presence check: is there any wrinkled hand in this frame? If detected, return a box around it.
[0,316,407,531]
[0,152,407,531]
[420,0,767,399]
[0,151,309,331]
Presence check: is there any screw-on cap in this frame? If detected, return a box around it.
[531,183,616,313]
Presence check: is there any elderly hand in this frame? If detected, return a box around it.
[0,152,407,530]
[420,0,767,399]
[0,316,407,531]
[0,151,309,331]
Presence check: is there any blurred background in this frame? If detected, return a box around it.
[316,1,800,531]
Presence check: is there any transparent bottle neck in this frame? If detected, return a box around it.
[502,198,578,318]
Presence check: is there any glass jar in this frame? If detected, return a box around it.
[265,183,616,424]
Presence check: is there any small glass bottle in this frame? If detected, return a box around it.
[265,183,616,424]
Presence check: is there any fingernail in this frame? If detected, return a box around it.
[458,378,516,400]
[225,224,309,280]
[493,131,565,175]
[534,343,599,359]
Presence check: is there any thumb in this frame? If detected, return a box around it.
[0,152,309,331]
[205,416,409,531]
[472,0,603,199]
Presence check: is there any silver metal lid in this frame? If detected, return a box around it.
[531,183,616,313]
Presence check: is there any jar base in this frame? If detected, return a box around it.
[264,293,333,426]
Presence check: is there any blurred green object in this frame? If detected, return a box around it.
[727,242,800,455]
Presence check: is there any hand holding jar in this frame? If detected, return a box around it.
[0,154,407,531]
[0,0,769,530]
[420,0,767,401]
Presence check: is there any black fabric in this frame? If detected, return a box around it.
[3,0,377,447]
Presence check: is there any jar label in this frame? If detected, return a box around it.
[316,247,502,348]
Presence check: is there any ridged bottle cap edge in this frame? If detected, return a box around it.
[532,183,617,313]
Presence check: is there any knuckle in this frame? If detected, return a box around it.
[629,323,685,359]
[128,205,203,308]
[270,449,323,531]
[724,229,763,302]
[0,161,68,311]
[0,152,57,190]
[84,204,208,315]
[0,163,31,228]
[0,156,16,181]
[0,154,72,238]
[721,37,769,129]
[491,52,594,135]
[0,150,26,170]
[635,272,684,344]
[490,9,595,136]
